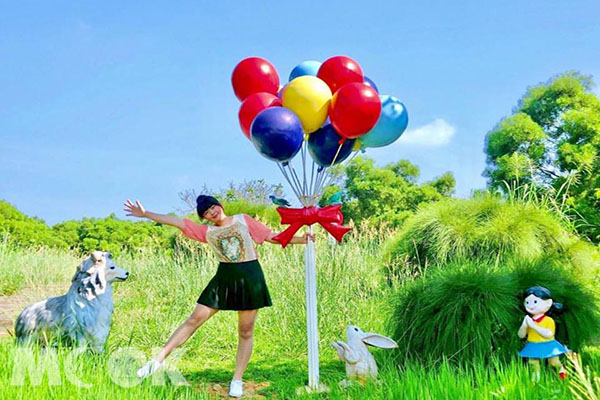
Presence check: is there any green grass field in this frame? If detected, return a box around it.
[0,234,598,399]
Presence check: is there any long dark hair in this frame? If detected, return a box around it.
[523,286,564,316]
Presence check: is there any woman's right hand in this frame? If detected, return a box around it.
[124,199,146,218]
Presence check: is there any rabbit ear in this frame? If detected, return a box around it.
[362,334,398,349]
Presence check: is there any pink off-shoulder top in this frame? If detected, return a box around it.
[180,214,272,263]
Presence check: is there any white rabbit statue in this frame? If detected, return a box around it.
[331,325,398,386]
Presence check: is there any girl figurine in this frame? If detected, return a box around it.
[124,195,311,397]
[518,286,568,381]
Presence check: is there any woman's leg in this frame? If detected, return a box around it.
[232,309,258,381]
[155,304,218,363]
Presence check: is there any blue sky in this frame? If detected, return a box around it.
[1,1,599,225]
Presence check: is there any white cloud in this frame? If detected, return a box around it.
[397,118,456,146]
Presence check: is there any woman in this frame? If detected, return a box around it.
[124,195,310,397]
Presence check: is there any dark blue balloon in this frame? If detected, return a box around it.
[363,76,379,93]
[308,124,355,167]
[250,107,304,162]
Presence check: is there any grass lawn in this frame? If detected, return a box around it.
[0,235,598,399]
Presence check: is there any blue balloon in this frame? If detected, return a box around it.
[250,107,304,162]
[360,95,408,148]
[308,124,355,167]
[363,76,379,93]
[289,60,322,82]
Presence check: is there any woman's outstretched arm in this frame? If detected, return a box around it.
[123,199,185,229]
[265,232,314,245]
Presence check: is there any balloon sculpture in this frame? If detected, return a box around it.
[231,55,409,391]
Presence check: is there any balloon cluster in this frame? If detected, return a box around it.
[232,56,409,168]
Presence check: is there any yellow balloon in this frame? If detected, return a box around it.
[282,76,332,134]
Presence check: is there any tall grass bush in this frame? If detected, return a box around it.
[389,259,600,364]
[383,193,599,278]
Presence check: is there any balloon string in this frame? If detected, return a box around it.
[301,141,308,195]
[309,159,316,197]
[277,162,302,201]
[318,149,361,194]
[277,163,300,200]
[287,161,305,198]
[314,168,327,197]
[346,149,361,164]
[312,168,321,197]
[328,142,344,170]
[312,142,343,197]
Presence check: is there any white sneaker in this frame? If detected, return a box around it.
[229,379,243,397]
[136,359,163,379]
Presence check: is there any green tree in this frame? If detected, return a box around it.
[484,72,600,241]
[52,214,176,255]
[332,157,455,227]
[0,200,67,248]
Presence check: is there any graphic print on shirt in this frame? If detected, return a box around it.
[215,230,244,262]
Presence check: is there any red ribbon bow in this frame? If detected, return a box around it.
[272,205,352,248]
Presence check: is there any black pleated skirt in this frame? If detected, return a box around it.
[197,259,272,310]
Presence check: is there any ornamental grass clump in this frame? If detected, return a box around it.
[382,193,596,277]
[389,259,600,364]
[511,260,600,350]
[390,262,521,363]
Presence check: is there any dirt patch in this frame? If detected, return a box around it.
[0,285,67,338]
[196,381,271,398]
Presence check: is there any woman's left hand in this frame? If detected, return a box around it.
[300,232,315,244]
[270,231,315,245]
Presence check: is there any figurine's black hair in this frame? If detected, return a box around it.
[523,286,564,315]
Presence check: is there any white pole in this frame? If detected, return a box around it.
[304,224,319,390]
[278,164,326,393]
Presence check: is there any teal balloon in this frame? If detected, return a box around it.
[288,60,322,82]
[360,95,408,148]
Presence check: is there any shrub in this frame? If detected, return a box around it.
[1,198,283,256]
[219,199,280,226]
[0,200,68,249]
[52,214,177,256]
[390,262,521,363]
[382,194,598,275]
[389,259,600,364]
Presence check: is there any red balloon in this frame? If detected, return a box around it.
[238,92,282,139]
[329,83,381,139]
[232,57,280,101]
[317,56,364,94]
